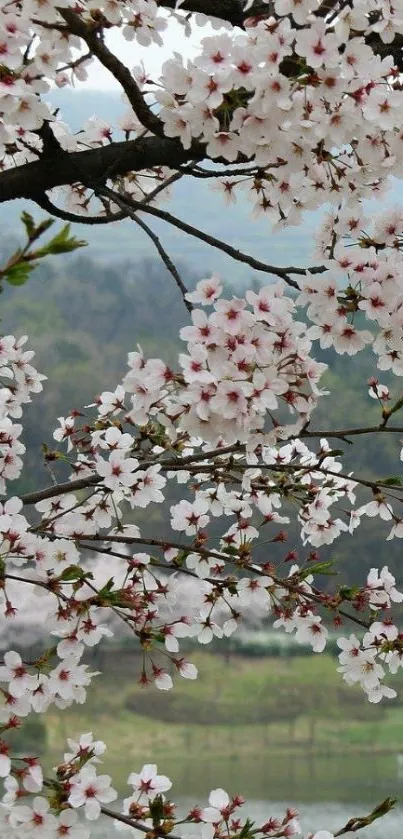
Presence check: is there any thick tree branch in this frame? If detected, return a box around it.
[20,444,241,505]
[158,0,245,27]
[0,136,204,203]
[159,0,403,71]
[20,424,403,508]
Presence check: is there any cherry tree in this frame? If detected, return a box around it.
[2,0,403,836]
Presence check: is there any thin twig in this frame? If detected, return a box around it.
[34,193,128,225]
[100,806,182,838]
[95,185,319,289]
[139,170,185,206]
[112,199,193,313]
[79,536,371,629]
[19,421,403,507]
[301,425,403,439]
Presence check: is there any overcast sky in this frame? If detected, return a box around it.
[80,18,207,90]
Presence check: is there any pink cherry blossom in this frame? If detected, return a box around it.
[128,764,172,800]
[68,766,117,820]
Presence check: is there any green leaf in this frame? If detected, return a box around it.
[59,565,88,582]
[149,794,164,826]
[338,584,360,601]
[97,578,116,599]
[300,561,336,579]
[310,560,335,573]
[238,819,255,838]
[35,224,87,257]
[20,211,36,239]
[389,396,403,416]
[5,261,33,286]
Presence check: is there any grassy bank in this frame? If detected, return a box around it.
[39,651,403,789]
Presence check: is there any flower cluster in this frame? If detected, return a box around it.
[337,567,403,702]
[0,336,45,494]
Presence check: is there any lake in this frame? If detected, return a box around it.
[93,753,403,838]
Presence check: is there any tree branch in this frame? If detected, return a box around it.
[314,0,341,17]
[157,0,245,27]
[301,425,403,440]
[158,0,403,72]
[20,423,403,508]
[100,806,182,839]
[96,185,308,288]
[20,444,241,506]
[35,192,128,225]
[0,136,205,203]
[59,8,165,137]
[119,206,194,313]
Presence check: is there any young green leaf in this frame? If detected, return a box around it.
[35,223,87,257]
[4,261,32,286]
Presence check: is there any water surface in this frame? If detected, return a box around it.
[96,753,403,838]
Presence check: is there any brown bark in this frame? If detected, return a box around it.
[0,136,204,204]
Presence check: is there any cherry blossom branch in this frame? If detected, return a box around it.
[58,9,164,138]
[21,474,101,505]
[301,425,403,440]
[137,170,185,206]
[20,444,242,505]
[56,49,92,77]
[34,169,184,225]
[5,529,370,634]
[19,419,403,508]
[265,462,403,494]
[157,0,245,28]
[79,536,371,629]
[100,805,182,838]
[160,0,403,72]
[4,573,69,601]
[80,533,230,561]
